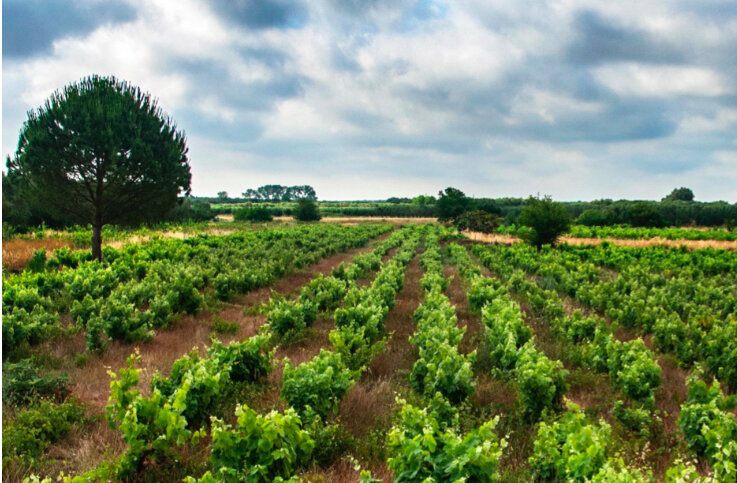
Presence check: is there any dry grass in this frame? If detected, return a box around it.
[463,231,737,250]
[2,238,72,270]
[339,379,396,439]
[366,255,423,381]
[41,418,126,480]
[301,457,393,483]
[561,236,737,250]
[443,265,483,356]
[655,354,689,435]
[472,373,517,410]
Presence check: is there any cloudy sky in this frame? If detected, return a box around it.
[3,0,737,201]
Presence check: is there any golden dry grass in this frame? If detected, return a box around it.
[463,230,737,250]
[2,238,72,270]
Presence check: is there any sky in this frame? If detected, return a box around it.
[3,0,737,201]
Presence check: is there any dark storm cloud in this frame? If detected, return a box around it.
[566,10,684,65]
[2,0,136,59]
[209,0,308,29]
[174,56,306,112]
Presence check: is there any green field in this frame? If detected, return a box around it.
[3,222,736,482]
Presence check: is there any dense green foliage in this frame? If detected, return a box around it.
[387,400,506,482]
[453,210,499,233]
[435,187,474,221]
[294,198,322,221]
[233,204,273,222]
[2,359,70,406]
[3,223,389,354]
[198,405,314,482]
[3,399,88,469]
[678,370,737,477]
[663,187,695,202]
[242,184,317,201]
[6,75,191,259]
[517,195,572,248]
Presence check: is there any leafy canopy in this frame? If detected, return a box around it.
[435,187,474,221]
[662,186,695,202]
[294,198,321,221]
[517,195,571,248]
[6,75,191,259]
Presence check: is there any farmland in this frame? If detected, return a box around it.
[2,222,737,482]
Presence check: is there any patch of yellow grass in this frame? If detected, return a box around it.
[463,231,737,250]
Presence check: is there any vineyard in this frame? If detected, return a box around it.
[3,222,737,482]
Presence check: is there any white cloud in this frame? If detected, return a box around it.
[594,64,730,98]
[3,0,737,201]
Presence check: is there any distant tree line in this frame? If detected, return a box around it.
[468,188,736,228]
[242,184,317,201]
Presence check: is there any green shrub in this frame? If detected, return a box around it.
[517,195,572,248]
[410,342,476,404]
[529,404,610,482]
[233,205,273,222]
[202,404,314,482]
[211,316,238,334]
[515,343,568,421]
[678,370,737,462]
[329,324,386,371]
[454,210,499,233]
[3,399,87,466]
[2,359,70,406]
[281,350,355,420]
[387,400,505,482]
[267,298,317,338]
[294,198,321,222]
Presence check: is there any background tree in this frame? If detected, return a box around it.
[6,75,191,260]
[242,188,259,200]
[217,191,228,200]
[662,187,695,202]
[577,208,615,226]
[412,194,436,207]
[453,210,499,233]
[626,202,664,227]
[517,195,571,248]
[435,187,474,221]
[294,198,321,221]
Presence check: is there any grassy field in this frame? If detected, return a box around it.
[2,222,737,481]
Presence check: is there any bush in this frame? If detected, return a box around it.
[201,405,314,482]
[294,198,321,222]
[233,205,273,222]
[529,404,611,482]
[626,202,664,227]
[678,370,737,461]
[2,359,70,406]
[3,399,87,466]
[410,341,476,404]
[267,298,317,338]
[515,343,568,421]
[281,350,355,420]
[387,400,505,482]
[517,195,571,248]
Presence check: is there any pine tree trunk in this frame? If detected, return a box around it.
[92,218,103,261]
